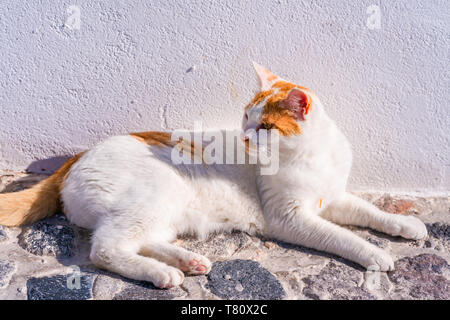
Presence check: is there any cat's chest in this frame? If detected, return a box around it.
[257,150,350,215]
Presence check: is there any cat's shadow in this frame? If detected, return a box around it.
[366,228,415,244]
[257,235,366,271]
[78,263,164,293]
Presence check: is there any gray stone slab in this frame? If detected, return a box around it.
[18,221,75,258]
[302,261,376,300]
[426,222,449,241]
[388,254,450,300]
[0,260,15,289]
[27,273,95,300]
[206,259,285,300]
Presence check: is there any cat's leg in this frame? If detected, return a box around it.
[140,242,212,275]
[266,212,395,271]
[321,193,427,240]
[89,225,185,289]
[88,176,192,287]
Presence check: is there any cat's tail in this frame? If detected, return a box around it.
[0,153,84,227]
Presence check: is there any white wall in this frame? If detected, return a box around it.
[0,0,448,194]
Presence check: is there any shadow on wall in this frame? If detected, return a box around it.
[0,156,73,194]
[26,156,72,175]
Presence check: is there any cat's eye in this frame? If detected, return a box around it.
[263,123,274,130]
[245,114,248,120]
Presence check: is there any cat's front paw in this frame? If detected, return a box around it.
[387,215,428,240]
[361,248,395,272]
[153,266,185,289]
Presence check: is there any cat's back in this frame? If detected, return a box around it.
[65,135,179,185]
[61,135,190,228]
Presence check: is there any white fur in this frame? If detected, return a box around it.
[60,70,427,288]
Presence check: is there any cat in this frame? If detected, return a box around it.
[0,62,427,288]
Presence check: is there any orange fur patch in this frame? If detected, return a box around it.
[246,90,274,110]
[130,131,175,147]
[131,131,204,163]
[0,152,85,227]
[262,99,302,136]
[272,80,297,92]
[273,80,310,92]
[252,80,312,136]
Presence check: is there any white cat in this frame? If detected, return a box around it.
[0,63,427,288]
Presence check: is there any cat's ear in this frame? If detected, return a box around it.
[252,62,278,90]
[283,89,311,120]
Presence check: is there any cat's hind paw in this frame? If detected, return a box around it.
[179,255,212,275]
[153,266,185,289]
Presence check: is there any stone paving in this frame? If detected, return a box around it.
[0,171,448,300]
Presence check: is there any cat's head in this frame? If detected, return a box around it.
[241,62,323,149]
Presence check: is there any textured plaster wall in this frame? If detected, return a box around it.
[0,1,448,193]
